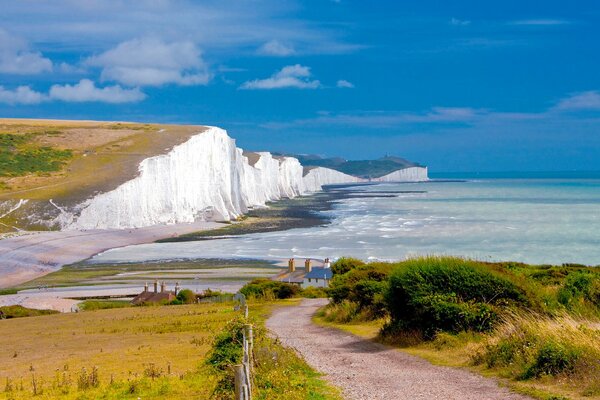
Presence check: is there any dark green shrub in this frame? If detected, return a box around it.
[522,342,581,378]
[331,257,365,275]
[385,257,528,338]
[557,270,600,308]
[176,289,197,304]
[240,279,300,299]
[328,263,392,319]
[206,318,245,371]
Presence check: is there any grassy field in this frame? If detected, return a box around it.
[0,119,205,232]
[0,299,339,399]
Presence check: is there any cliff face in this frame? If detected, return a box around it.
[373,166,429,182]
[67,127,362,230]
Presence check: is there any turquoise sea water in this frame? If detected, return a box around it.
[93,176,600,266]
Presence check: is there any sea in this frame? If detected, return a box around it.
[91,172,600,266]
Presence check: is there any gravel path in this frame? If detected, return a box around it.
[266,298,533,400]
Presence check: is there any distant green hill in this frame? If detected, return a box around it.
[275,153,424,179]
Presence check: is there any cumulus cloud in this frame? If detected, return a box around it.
[240,64,321,90]
[258,40,295,56]
[554,91,600,111]
[0,29,52,74]
[87,38,210,86]
[0,85,47,105]
[49,79,146,103]
[336,79,354,88]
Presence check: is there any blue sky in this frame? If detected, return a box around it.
[1,0,600,172]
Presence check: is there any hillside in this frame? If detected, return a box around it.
[0,119,203,232]
[279,153,425,179]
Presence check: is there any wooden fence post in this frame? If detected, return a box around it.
[234,364,245,400]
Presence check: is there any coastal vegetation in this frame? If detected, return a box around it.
[0,305,58,319]
[317,256,600,399]
[0,133,72,178]
[0,299,338,399]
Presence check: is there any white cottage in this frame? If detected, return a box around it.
[302,267,333,288]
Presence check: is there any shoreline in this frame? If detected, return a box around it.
[0,220,224,289]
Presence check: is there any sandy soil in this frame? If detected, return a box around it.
[267,299,533,400]
[0,221,224,288]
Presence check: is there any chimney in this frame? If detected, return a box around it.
[305,259,312,273]
[144,282,148,292]
[324,258,331,269]
[161,282,166,293]
[288,258,295,273]
[153,280,158,293]
[175,282,180,295]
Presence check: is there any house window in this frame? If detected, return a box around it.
[308,278,312,282]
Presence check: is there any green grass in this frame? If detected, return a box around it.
[78,300,132,311]
[0,133,72,177]
[0,305,58,319]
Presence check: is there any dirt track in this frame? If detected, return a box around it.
[266,298,532,400]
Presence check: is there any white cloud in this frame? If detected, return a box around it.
[336,79,354,88]
[0,85,46,105]
[49,79,146,103]
[258,40,295,56]
[510,19,571,26]
[0,29,52,74]
[450,18,471,26]
[240,64,321,90]
[554,91,600,111]
[87,38,210,86]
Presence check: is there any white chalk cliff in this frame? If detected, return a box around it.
[67,127,363,230]
[373,166,428,182]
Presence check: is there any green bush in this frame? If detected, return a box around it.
[557,270,600,309]
[300,286,328,298]
[331,257,365,275]
[327,263,392,320]
[240,279,300,300]
[523,342,581,379]
[176,289,197,304]
[206,317,245,371]
[385,257,528,338]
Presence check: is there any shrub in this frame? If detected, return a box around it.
[300,286,328,298]
[557,270,600,309]
[240,279,300,300]
[327,263,392,320]
[522,342,581,379]
[331,257,365,275]
[206,317,245,371]
[176,289,197,304]
[385,257,528,338]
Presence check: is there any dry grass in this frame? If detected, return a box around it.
[0,303,233,398]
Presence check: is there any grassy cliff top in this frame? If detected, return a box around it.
[0,119,206,202]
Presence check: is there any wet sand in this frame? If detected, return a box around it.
[0,221,224,289]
